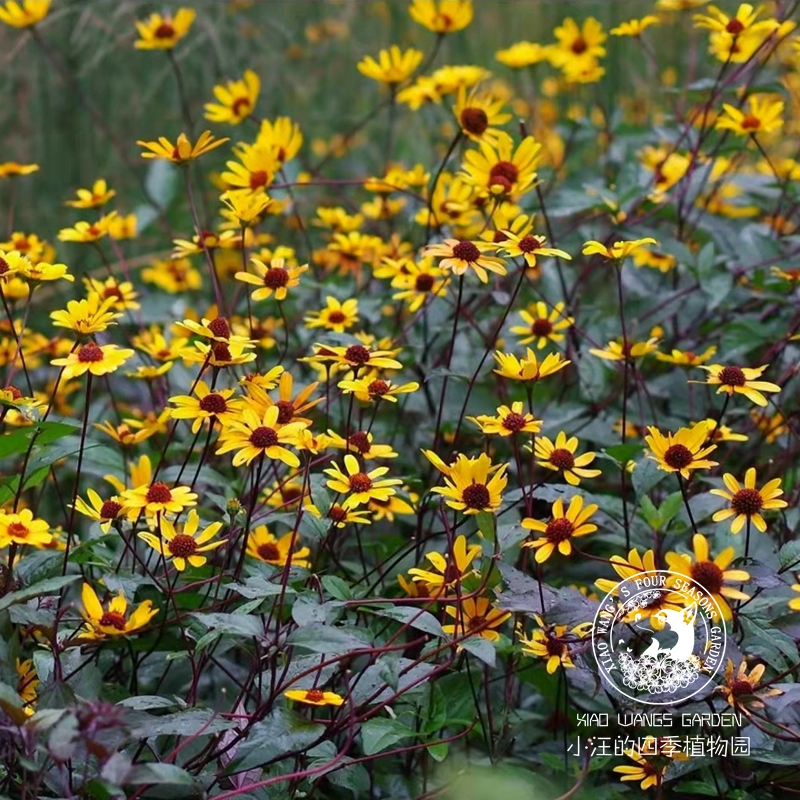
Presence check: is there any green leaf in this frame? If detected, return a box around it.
[461,636,496,667]
[658,492,683,527]
[129,709,235,739]
[360,717,416,756]
[0,421,79,460]
[639,496,660,529]
[0,575,80,614]
[192,612,264,638]
[126,763,193,786]
[779,540,800,570]
[369,605,445,638]
[322,574,353,600]
[427,742,449,762]
[287,624,369,654]
[605,443,643,464]
[475,511,496,543]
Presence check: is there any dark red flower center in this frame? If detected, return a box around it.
[208,317,231,339]
[345,344,371,365]
[664,444,694,469]
[571,37,588,54]
[99,611,127,630]
[467,614,488,631]
[7,522,28,538]
[327,310,346,324]
[349,472,373,493]
[719,366,746,387]
[518,234,544,253]
[489,161,519,187]
[348,431,371,454]
[77,343,104,363]
[328,504,348,522]
[502,412,528,432]
[103,286,123,300]
[257,542,281,561]
[731,488,763,516]
[305,689,325,703]
[168,533,198,558]
[199,393,228,415]
[741,115,760,130]
[5,385,22,400]
[462,482,491,509]
[532,318,553,336]
[250,426,279,448]
[146,482,173,504]
[212,342,232,363]
[691,561,724,595]
[0,257,9,275]
[368,379,389,397]
[726,18,745,34]
[249,170,269,189]
[415,273,435,292]
[100,500,122,520]
[154,21,176,38]
[232,96,252,117]
[545,517,574,543]
[264,267,289,288]
[460,107,489,136]
[493,230,508,243]
[276,400,295,424]
[546,636,566,657]
[730,678,754,697]
[452,240,481,262]
[549,448,575,470]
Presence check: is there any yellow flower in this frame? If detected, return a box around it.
[442,596,511,643]
[143,257,202,292]
[73,488,124,533]
[590,337,660,362]
[121,481,198,520]
[771,266,800,284]
[108,213,137,240]
[137,131,229,163]
[499,227,570,269]
[51,342,133,380]
[305,342,402,373]
[65,179,115,209]
[409,0,473,33]
[169,381,242,433]
[408,534,482,590]
[391,260,450,312]
[716,96,784,137]
[85,276,140,310]
[79,583,158,640]
[304,296,359,332]
[614,750,665,791]
[665,534,750,620]
[216,405,306,468]
[0,162,38,177]
[657,0,709,8]
[468,401,541,437]
[719,659,781,714]
[424,238,506,283]
[522,495,598,562]
[357,46,424,84]
[645,421,718,480]
[247,526,310,568]
[533,432,601,486]
[493,348,570,382]
[245,370,321,426]
[0,508,52,548]
[220,190,272,227]
[495,41,551,69]
[426,452,508,515]
[461,134,542,198]
[139,510,224,572]
[254,116,303,167]
[518,615,591,672]
[610,16,660,36]
[58,212,119,243]
[50,295,121,335]
[324,454,402,510]
[135,7,195,49]
[789,580,800,611]
[453,85,511,146]
[15,659,38,717]
[510,301,573,349]
[307,502,372,529]
[236,256,308,302]
[656,345,717,366]
[0,249,30,279]
[205,69,260,124]
[548,17,606,70]
[582,237,658,260]
[284,689,344,707]
[699,363,780,407]
[710,467,786,533]
[696,4,782,63]
[337,376,419,403]
[0,0,49,28]
[222,145,276,195]
[326,430,397,461]
[632,247,676,273]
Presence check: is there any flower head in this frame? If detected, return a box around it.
[710,468,786,533]
[645,421,718,479]
[139,510,224,571]
[461,134,542,198]
[324,454,402,510]
[522,495,598,562]
[284,689,344,706]
[426,452,508,515]
[493,349,570,382]
[205,69,260,124]
[138,131,229,163]
[453,86,511,146]
[699,363,780,406]
[236,256,307,302]
[582,237,658,260]
[121,480,198,520]
[610,16,660,36]
[469,401,541,437]
[51,343,133,380]
[65,179,115,209]
[510,301,573,348]
[0,509,52,548]
[135,8,195,49]
[50,295,121,335]
[533,432,601,486]
[424,238,506,283]
[79,583,158,640]
[408,534,482,590]
[357,46,423,84]
[247,526,310,568]
[0,0,49,28]
[716,96,784,137]
[719,659,781,714]
[442,596,511,642]
[409,0,473,33]
[216,405,306,468]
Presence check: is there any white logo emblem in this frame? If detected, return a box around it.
[592,570,726,706]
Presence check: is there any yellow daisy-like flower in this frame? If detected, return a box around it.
[665,534,750,621]
[73,489,124,533]
[108,213,137,240]
[51,342,133,380]
[656,345,717,366]
[304,297,359,332]
[284,689,344,707]
[549,17,607,70]
[590,337,660,362]
[220,189,272,227]
[428,452,508,515]
[442,596,511,643]
[533,432,601,486]
[716,95,784,137]
[337,376,419,403]
[699,363,780,407]
[424,238,506,283]
[205,69,260,125]
[495,41,551,69]
[0,0,49,28]
[789,580,800,611]
[139,510,224,572]
[246,526,310,568]
[468,401,541,437]
[306,342,402,373]
[85,276,140,310]
[357,46,423,84]
[614,750,665,791]
[15,658,38,717]
[326,430,397,461]
[169,381,242,434]
[408,534,482,590]
[409,0,473,33]
[50,295,121,335]
[645,421,718,480]
[236,256,308,302]
[710,468,786,533]
[0,162,39,177]
[323,454,402,510]
[137,131,229,163]
[0,508,52,548]
[719,659,782,715]
[493,349,570,382]
[79,583,158,640]
[216,405,306,468]
[64,179,115,209]
[582,237,658,260]
[255,116,304,167]
[134,7,195,49]
[0,249,30,280]
[57,213,119,243]
[499,227,570,268]
[121,480,198,520]
[510,301,574,348]
[610,15,660,36]
[518,615,591,672]
[461,134,542,198]
[391,260,450,312]
[453,85,512,146]
[521,495,598,562]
